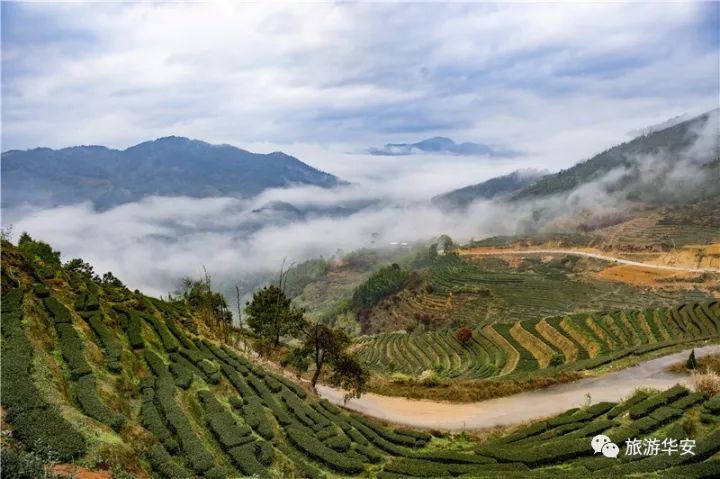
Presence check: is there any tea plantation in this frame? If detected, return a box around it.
[356,301,720,378]
[2,239,719,478]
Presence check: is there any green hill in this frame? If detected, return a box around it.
[2,237,720,478]
[510,110,719,203]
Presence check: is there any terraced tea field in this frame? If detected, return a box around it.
[356,301,720,379]
[364,254,711,333]
[5,279,720,478]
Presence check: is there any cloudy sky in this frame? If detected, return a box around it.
[2,2,719,296]
[2,2,718,180]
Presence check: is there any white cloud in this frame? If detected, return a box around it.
[2,2,717,176]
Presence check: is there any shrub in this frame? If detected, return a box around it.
[127,312,144,349]
[55,322,93,379]
[197,359,221,383]
[394,428,432,443]
[256,440,275,467]
[324,432,352,452]
[144,314,179,352]
[628,386,688,419]
[197,390,253,450]
[144,356,212,473]
[33,283,50,298]
[84,292,100,311]
[354,416,421,447]
[286,425,364,474]
[264,375,282,393]
[274,443,323,479]
[494,421,548,443]
[76,374,125,431]
[169,361,193,389]
[671,392,705,409]
[455,327,473,345]
[140,400,178,453]
[383,458,451,477]
[584,401,616,417]
[353,444,384,463]
[347,417,413,456]
[165,319,195,350]
[44,297,72,323]
[147,444,191,479]
[413,451,496,464]
[478,438,591,466]
[1,291,86,460]
[607,391,649,419]
[704,394,720,413]
[86,312,122,372]
[10,408,88,462]
[228,443,269,478]
[649,406,683,424]
[222,364,254,397]
[241,397,274,440]
[549,354,564,367]
[694,370,720,398]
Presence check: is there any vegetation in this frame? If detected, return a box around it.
[287,322,369,396]
[351,263,410,311]
[245,284,304,347]
[356,301,720,381]
[355,248,711,334]
[687,349,698,370]
[3,236,719,478]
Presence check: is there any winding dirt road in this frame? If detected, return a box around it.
[459,248,720,273]
[318,344,720,431]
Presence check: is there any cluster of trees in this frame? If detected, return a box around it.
[176,272,233,340]
[351,263,409,311]
[245,284,368,398]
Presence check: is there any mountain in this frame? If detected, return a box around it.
[1,136,344,210]
[509,109,720,203]
[432,169,545,210]
[432,109,719,212]
[367,136,518,157]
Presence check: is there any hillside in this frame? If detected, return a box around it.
[0,136,343,210]
[432,110,719,212]
[3,238,720,478]
[510,110,719,203]
[431,170,544,210]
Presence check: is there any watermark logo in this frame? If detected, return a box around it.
[624,437,695,456]
[591,434,619,458]
[592,435,697,459]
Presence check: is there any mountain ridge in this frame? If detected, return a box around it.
[1,136,345,210]
[367,136,518,157]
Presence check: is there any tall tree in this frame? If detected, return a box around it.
[288,322,368,399]
[245,285,304,347]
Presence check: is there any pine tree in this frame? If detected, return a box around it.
[686,349,697,370]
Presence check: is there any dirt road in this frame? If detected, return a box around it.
[458,248,720,273]
[318,344,720,431]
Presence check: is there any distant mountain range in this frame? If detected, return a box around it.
[367,137,518,157]
[1,136,343,210]
[436,109,720,210]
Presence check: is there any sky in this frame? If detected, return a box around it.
[2,1,719,297]
[2,1,718,184]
